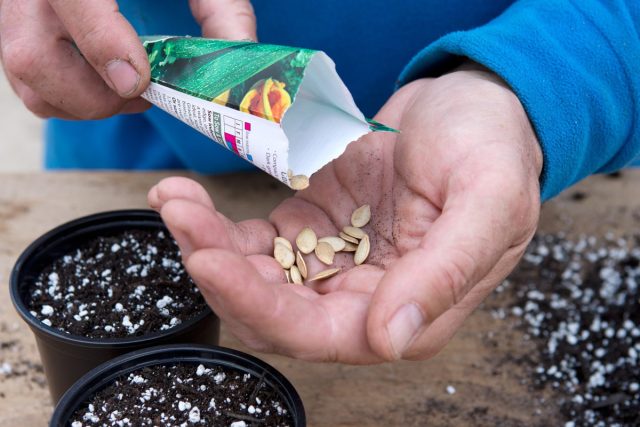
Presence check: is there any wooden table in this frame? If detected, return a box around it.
[0,171,637,427]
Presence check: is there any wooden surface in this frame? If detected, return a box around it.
[0,171,637,427]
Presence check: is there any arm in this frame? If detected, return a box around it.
[398,0,640,200]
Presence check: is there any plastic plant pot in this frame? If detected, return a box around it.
[50,344,306,426]
[10,210,220,403]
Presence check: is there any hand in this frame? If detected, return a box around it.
[0,0,255,120]
[148,66,543,364]
[189,0,256,41]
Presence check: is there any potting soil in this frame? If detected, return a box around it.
[26,229,207,338]
[70,363,294,426]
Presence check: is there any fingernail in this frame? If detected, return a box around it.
[105,59,140,96]
[387,303,424,358]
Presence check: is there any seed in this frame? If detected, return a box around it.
[296,251,308,279]
[274,243,295,269]
[343,226,365,240]
[274,236,292,252]
[354,235,370,265]
[296,227,317,254]
[351,204,371,228]
[290,265,303,285]
[342,241,358,252]
[318,236,346,252]
[315,242,335,265]
[309,268,340,282]
[284,269,291,284]
[289,174,309,190]
[339,232,359,244]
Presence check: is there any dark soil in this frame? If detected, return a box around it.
[70,363,294,426]
[505,233,640,426]
[606,172,623,179]
[26,229,207,339]
[570,191,588,202]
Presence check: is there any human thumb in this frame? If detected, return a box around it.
[367,186,524,361]
[189,0,257,41]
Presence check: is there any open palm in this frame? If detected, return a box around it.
[149,67,543,364]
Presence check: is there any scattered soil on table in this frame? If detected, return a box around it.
[570,191,588,202]
[26,229,207,339]
[499,233,640,427]
[606,172,623,179]
[0,321,47,391]
[70,363,294,427]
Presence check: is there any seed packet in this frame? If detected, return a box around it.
[141,36,395,189]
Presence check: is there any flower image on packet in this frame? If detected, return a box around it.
[141,36,396,189]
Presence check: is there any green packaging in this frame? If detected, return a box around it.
[141,36,394,189]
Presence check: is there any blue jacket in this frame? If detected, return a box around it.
[46,0,639,201]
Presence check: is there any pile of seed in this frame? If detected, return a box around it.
[26,229,207,339]
[273,205,371,284]
[503,233,640,426]
[70,363,294,426]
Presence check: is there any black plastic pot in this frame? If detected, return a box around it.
[10,210,220,403]
[50,344,306,426]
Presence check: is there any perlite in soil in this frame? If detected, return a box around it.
[140,36,396,190]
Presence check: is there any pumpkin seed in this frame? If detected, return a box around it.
[296,251,308,279]
[274,242,295,269]
[289,174,309,190]
[296,227,317,254]
[339,232,359,244]
[284,269,291,283]
[274,236,293,252]
[290,265,303,285]
[309,268,341,282]
[354,234,370,265]
[342,241,358,252]
[343,226,365,240]
[351,204,371,228]
[315,241,335,265]
[318,236,346,252]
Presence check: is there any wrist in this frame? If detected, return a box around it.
[451,61,544,178]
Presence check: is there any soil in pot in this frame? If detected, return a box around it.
[25,229,207,338]
[69,362,294,426]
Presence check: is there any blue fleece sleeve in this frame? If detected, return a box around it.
[397,0,640,201]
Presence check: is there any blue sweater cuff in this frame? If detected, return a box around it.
[397,0,640,201]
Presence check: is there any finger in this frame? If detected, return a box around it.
[1,0,144,118]
[401,244,529,361]
[189,0,257,41]
[119,98,151,115]
[151,177,277,255]
[367,178,535,361]
[160,198,276,258]
[11,80,78,119]
[160,199,235,260]
[47,0,150,98]
[270,198,339,243]
[12,78,147,119]
[309,264,383,295]
[148,177,215,210]
[10,74,147,119]
[246,254,288,284]
[188,248,382,363]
